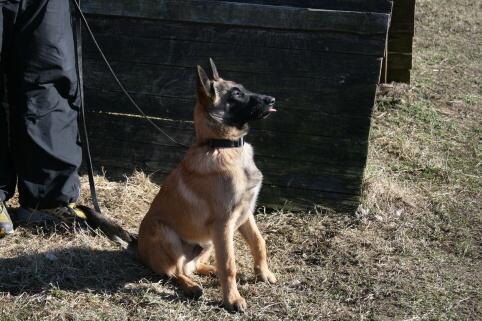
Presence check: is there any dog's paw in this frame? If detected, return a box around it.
[255,268,277,284]
[195,263,217,277]
[224,296,247,313]
[185,283,204,299]
[176,275,203,299]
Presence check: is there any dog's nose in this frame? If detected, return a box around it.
[265,96,275,106]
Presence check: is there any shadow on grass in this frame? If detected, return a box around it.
[1,216,245,311]
[1,247,140,292]
[0,238,183,302]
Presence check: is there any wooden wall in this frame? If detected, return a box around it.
[80,0,393,212]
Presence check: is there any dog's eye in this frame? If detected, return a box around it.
[232,90,243,98]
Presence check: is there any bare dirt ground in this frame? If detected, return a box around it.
[1,0,480,320]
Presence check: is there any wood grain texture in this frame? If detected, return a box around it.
[83,112,369,165]
[81,0,391,35]
[84,18,388,57]
[84,89,373,139]
[82,59,382,119]
[218,0,394,13]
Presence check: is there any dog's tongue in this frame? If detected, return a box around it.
[269,108,277,113]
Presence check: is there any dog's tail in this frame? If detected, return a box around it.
[77,205,137,251]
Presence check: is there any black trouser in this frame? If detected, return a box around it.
[0,0,82,208]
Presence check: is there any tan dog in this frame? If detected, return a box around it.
[83,59,276,312]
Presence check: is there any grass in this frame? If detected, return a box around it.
[1,0,481,319]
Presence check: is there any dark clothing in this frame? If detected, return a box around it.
[0,0,82,208]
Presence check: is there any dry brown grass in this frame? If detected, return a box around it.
[1,0,481,320]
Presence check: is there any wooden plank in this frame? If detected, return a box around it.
[82,34,384,81]
[84,82,378,118]
[218,0,393,13]
[82,59,383,92]
[83,137,366,185]
[383,0,415,84]
[391,0,416,23]
[83,89,372,139]
[83,112,369,166]
[84,137,365,181]
[257,158,364,194]
[387,32,414,53]
[81,0,391,35]
[83,136,365,195]
[389,22,415,35]
[259,186,360,213]
[243,131,368,165]
[387,53,412,70]
[83,18,388,57]
[82,60,382,116]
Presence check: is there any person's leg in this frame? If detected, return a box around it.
[0,98,16,204]
[0,0,20,204]
[6,0,82,210]
[0,79,15,234]
[0,0,21,235]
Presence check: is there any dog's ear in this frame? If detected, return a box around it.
[209,58,220,80]
[197,65,213,98]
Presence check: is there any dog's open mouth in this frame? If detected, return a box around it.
[262,107,277,118]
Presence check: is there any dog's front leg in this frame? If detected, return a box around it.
[212,222,246,312]
[238,214,277,283]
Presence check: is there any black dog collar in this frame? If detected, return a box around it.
[205,137,245,148]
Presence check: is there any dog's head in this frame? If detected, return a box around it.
[195,59,276,138]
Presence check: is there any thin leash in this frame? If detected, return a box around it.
[72,0,188,212]
[74,0,101,212]
[72,0,189,149]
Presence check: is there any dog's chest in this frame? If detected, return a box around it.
[232,146,263,202]
[181,143,263,208]
[241,157,262,191]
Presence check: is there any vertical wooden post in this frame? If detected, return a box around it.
[384,0,416,84]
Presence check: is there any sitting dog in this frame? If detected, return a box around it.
[83,59,277,312]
